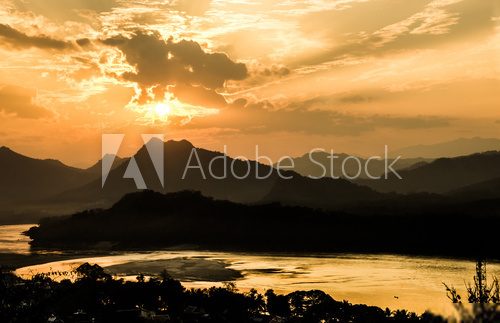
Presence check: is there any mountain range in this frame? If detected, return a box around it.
[357,151,500,194]
[286,151,431,179]
[1,138,500,223]
[55,139,382,211]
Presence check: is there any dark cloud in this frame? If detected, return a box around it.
[76,38,92,48]
[238,64,291,88]
[259,65,290,77]
[0,24,73,50]
[177,96,450,136]
[102,30,247,106]
[337,94,375,104]
[0,85,52,119]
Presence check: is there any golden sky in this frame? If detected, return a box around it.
[0,0,499,166]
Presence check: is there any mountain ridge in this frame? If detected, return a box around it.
[393,137,500,158]
[357,150,500,194]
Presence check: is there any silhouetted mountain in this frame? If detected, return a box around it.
[0,146,92,205]
[286,151,430,179]
[6,140,500,223]
[263,173,383,209]
[357,151,500,194]
[85,155,126,175]
[0,147,130,223]
[57,140,383,210]
[393,137,500,158]
[448,177,500,201]
[27,190,500,258]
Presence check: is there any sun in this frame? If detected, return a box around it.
[154,102,171,117]
[136,97,218,124]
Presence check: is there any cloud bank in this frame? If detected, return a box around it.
[0,24,74,50]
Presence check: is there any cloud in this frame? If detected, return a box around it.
[0,85,53,119]
[171,0,212,16]
[337,94,375,104]
[258,65,291,77]
[76,38,92,48]
[295,0,496,67]
[12,0,117,22]
[171,83,227,109]
[0,24,73,50]
[177,96,451,136]
[102,30,248,107]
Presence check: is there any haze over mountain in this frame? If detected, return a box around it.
[392,137,500,158]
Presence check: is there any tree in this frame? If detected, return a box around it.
[444,260,499,322]
[265,289,290,317]
[74,263,111,282]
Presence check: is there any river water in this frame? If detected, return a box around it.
[2,224,498,318]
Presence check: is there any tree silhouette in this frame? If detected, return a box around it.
[444,260,499,322]
[74,262,111,282]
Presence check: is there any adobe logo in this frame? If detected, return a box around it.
[101,134,164,189]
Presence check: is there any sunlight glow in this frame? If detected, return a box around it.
[127,92,220,125]
[155,103,171,117]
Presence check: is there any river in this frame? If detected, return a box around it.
[1,224,498,318]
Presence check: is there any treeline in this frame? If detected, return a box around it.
[27,190,500,258]
[0,263,445,323]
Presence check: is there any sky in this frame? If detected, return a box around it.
[0,0,498,167]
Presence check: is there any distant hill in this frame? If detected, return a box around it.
[0,147,127,223]
[26,190,500,257]
[357,151,500,194]
[0,146,93,205]
[85,155,126,175]
[263,173,382,209]
[448,177,500,201]
[57,140,383,210]
[393,137,500,158]
[286,151,431,179]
